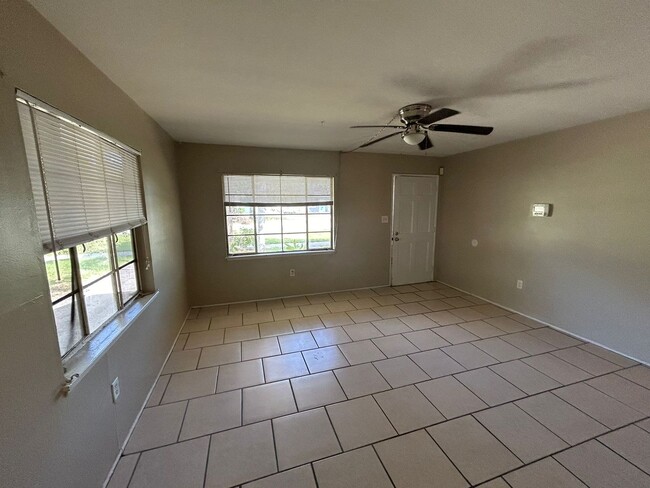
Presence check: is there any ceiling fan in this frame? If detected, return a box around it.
[350,104,493,151]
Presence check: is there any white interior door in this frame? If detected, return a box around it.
[390,174,439,286]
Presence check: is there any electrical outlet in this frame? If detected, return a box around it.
[111,377,120,402]
[381,216,389,224]
[289,269,295,277]
[516,280,524,290]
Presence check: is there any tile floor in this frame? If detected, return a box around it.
[108,282,650,488]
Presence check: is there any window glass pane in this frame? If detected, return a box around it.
[53,293,84,356]
[226,205,253,215]
[283,233,307,252]
[256,206,281,215]
[257,234,283,253]
[45,249,74,301]
[115,230,135,267]
[254,175,280,195]
[228,235,255,254]
[227,215,255,235]
[308,205,331,214]
[119,262,138,303]
[281,176,306,196]
[255,215,281,234]
[84,274,119,333]
[282,206,306,214]
[308,214,332,232]
[307,177,332,196]
[282,214,306,233]
[224,175,253,195]
[77,237,112,284]
[308,232,332,250]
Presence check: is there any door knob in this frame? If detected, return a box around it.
[394,237,400,241]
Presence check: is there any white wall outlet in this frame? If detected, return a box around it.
[439,167,445,176]
[471,239,479,247]
[111,377,120,402]
[516,280,524,290]
[289,269,295,277]
[381,216,389,224]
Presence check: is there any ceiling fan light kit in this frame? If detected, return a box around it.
[401,126,426,145]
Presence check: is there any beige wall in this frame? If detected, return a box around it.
[177,143,440,304]
[436,109,650,363]
[0,1,188,487]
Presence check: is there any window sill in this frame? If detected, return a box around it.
[61,291,159,395]
[226,249,336,261]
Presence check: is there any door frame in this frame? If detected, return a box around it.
[389,173,440,286]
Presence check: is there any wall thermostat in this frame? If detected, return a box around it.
[532,203,552,217]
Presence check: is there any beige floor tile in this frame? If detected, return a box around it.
[255,298,285,311]
[375,429,467,488]
[372,294,403,306]
[307,293,334,304]
[527,327,582,348]
[330,291,357,301]
[182,317,211,333]
[476,403,568,463]
[459,320,504,339]
[290,315,324,332]
[282,296,310,308]
[263,352,308,382]
[343,322,383,341]
[272,306,303,321]
[179,390,241,441]
[421,299,454,312]
[327,396,396,450]
[314,446,393,488]
[489,360,561,394]
[450,307,489,322]
[162,349,200,374]
[373,305,407,319]
[599,425,650,473]
[106,454,139,488]
[400,303,437,315]
[374,385,444,433]
[273,408,341,470]
[443,297,475,308]
[225,324,260,343]
[325,300,356,313]
[442,343,498,369]
[198,305,228,318]
[409,349,465,378]
[347,309,382,323]
[303,346,349,373]
[507,313,546,329]
[184,329,225,349]
[588,373,650,415]
[437,288,463,298]
[334,363,390,398]
[320,312,355,327]
[395,292,423,303]
[259,320,294,338]
[173,334,188,351]
[485,316,530,333]
[455,368,525,406]
[350,297,380,309]
[517,392,608,444]
[372,318,412,335]
[130,437,209,488]
[217,360,263,392]
[554,382,645,429]
[373,286,400,296]
[291,371,346,410]
[211,314,243,329]
[372,335,419,357]
[243,465,316,488]
[373,356,429,388]
[242,337,281,360]
[299,304,330,317]
[312,326,351,347]
[523,354,592,385]
[146,375,170,407]
[418,376,487,419]
[501,332,556,355]
[638,418,650,432]
[339,340,386,365]
[554,440,650,488]
[243,380,297,424]
[478,479,510,488]
[124,402,186,454]
[278,331,317,353]
[424,310,463,325]
[505,457,587,488]
[205,421,277,488]
[243,310,275,326]
[353,289,380,298]
[617,364,650,389]
[473,337,528,362]
[403,329,450,351]
[393,285,419,293]
[162,367,218,403]
[578,343,638,367]
[429,415,521,485]
[198,343,241,368]
[399,314,437,330]
[435,325,479,344]
[470,304,508,318]
[417,291,447,302]
[229,302,258,315]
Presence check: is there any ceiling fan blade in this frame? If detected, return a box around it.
[417,108,459,126]
[431,124,494,135]
[350,125,405,129]
[358,131,403,148]
[418,133,433,150]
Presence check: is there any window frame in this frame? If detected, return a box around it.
[222,174,335,257]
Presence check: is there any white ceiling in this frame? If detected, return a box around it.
[29,0,650,156]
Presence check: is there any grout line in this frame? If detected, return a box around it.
[596,436,650,477]
[423,427,473,487]
[370,444,398,488]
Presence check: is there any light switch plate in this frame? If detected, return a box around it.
[381,216,389,224]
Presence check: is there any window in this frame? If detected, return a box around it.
[223,174,334,256]
[17,91,148,357]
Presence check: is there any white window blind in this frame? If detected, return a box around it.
[223,175,333,205]
[17,94,146,252]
